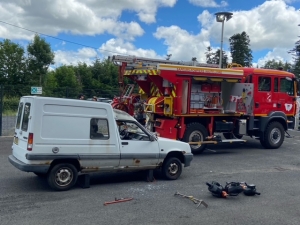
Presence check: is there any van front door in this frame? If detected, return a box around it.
[117,120,160,168]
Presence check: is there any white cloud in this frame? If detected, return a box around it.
[189,0,228,7]
[257,48,293,67]
[54,47,98,67]
[208,0,300,51]
[154,25,211,62]
[99,38,163,59]
[153,0,300,64]
[0,0,177,41]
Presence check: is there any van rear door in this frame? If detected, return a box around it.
[13,97,33,162]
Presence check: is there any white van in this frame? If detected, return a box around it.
[8,96,193,191]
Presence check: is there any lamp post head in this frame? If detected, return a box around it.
[215,12,233,22]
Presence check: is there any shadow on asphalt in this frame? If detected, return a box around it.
[7,139,284,192]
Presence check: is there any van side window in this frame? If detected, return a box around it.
[280,78,294,96]
[90,118,109,140]
[21,103,31,131]
[258,77,271,91]
[16,102,24,129]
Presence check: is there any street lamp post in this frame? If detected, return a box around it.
[215,12,233,68]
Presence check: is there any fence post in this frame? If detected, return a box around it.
[0,85,3,136]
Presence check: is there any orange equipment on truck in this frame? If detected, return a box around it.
[111,55,299,154]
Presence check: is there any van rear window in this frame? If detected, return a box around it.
[21,103,31,132]
[16,102,24,129]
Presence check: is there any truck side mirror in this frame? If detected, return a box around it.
[296,78,300,96]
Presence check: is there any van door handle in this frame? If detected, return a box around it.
[121,142,128,145]
[23,136,27,139]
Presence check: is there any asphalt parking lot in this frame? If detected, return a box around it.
[1,132,300,225]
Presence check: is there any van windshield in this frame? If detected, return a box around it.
[15,102,24,129]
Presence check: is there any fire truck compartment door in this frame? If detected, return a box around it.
[223,83,254,115]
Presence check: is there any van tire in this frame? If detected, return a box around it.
[261,121,284,149]
[162,157,182,180]
[183,123,208,154]
[47,163,78,191]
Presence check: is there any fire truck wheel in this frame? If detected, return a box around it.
[162,157,182,180]
[261,121,284,149]
[183,123,208,154]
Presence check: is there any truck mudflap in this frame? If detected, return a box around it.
[8,155,50,173]
[183,153,193,167]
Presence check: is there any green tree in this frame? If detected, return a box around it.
[212,49,228,68]
[0,39,27,85]
[289,41,300,78]
[229,31,253,67]
[27,34,55,86]
[261,59,292,71]
[205,46,214,64]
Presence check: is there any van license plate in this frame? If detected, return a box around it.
[13,137,18,145]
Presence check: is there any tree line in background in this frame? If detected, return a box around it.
[0,34,121,100]
[1,31,300,102]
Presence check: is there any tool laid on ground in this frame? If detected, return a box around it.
[174,192,208,208]
[206,181,261,198]
[104,197,133,206]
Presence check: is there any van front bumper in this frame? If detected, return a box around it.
[183,153,193,167]
[8,155,50,174]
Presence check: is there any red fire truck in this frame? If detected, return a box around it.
[111,55,299,154]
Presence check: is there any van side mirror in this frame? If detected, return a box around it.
[149,135,156,142]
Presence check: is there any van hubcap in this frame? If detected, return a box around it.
[270,128,281,144]
[55,168,73,186]
[168,162,179,175]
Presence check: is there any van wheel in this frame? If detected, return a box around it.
[162,157,182,180]
[183,123,208,154]
[261,121,284,149]
[47,163,78,191]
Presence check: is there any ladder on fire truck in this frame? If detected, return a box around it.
[111,55,219,69]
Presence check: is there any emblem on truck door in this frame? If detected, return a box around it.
[52,147,59,153]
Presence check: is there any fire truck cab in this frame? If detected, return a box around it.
[111,55,299,154]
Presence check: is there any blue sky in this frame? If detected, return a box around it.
[0,0,300,67]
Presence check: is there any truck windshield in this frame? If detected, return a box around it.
[280,78,294,96]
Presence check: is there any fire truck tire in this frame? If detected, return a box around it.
[183,123,208,154]
[260,121,284,149]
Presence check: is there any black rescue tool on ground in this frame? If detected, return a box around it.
[174,191,208,208]
[206,181,228,198]
[206,181,261,198]
[104,197,133,206]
